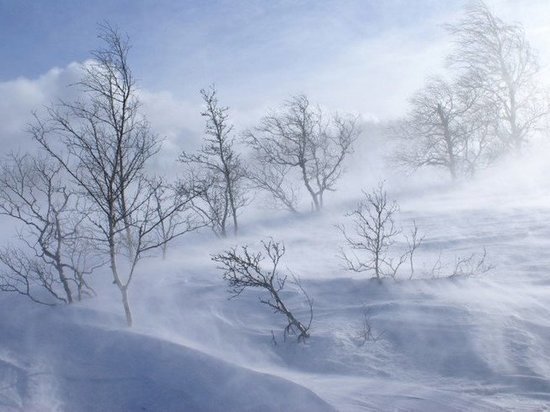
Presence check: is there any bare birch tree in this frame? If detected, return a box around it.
[338,184,408,280]
[32,24,196,326]
[446,0,547,153]
[249,162,299,214]
[246,95,358,212]
[151,180,200,259]
[0,154,96,304]
[179,86,247,237]
[395,76,494,179]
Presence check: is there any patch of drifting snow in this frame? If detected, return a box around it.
[2,180,550,410]
[0,297,333,412]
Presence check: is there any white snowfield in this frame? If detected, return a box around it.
[0,300,334,411]
[1,181,550,411]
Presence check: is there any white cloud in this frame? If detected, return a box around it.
[138,89,203,174]
[0,63,85,152]
[0,63,206,174]
[1,0,549,162]
[302,26,450,120]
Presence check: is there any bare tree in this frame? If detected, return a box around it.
[405,220,424,280]
[338,184,413,280]
[212,240,313,342]
[457,74,501,176]
[446,0,547,153]
[246,95,358,212]
[0,153,96,305]
[32,24,196,326]
[179,86,247,237]
[249,162,299,214]
[395,76,494,180]
[152,180,201,259]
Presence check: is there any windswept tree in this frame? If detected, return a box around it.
[250,162,299,213]
[213,239,313,343]
[246,95,358,212]
[395,76,494,179]
[446,0,547,153]
[32,24,196,326]
[151,180,200,259]
[179,86,247,237]
[0,154,96,304]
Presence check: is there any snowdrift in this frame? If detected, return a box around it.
[0,300,333,411]
[1,182,550,410]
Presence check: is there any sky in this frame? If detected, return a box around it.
[0,1,448,81]
[1,0,550,156]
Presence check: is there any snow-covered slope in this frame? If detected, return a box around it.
[0,299,334,411]
[1,183,550,411]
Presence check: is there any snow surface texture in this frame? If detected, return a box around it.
[1,151,550,411]
[0,302,333,411]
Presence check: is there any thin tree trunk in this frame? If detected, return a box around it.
[108,212,133,327]
[300,161,320,211]
[121,286,133,327]
[228,183,238,236]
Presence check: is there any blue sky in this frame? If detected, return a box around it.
[0,0,549,155]
[0,1,450,96]
[0,1,438,76]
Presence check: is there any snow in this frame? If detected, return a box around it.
[1,158,550,411]
[0,298,334,411]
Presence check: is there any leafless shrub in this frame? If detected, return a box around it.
[212,240,313,342]
[429,252,444,279]
[428,248,494,279]
[406,221,424,280]
[355,308,384,346]
[449,248,494,278]
[338,183,414,280]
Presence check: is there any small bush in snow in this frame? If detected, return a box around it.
[213,240,313,343]
[355,308,384,346]
[431,248,494,279]
[338,183,423,280]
